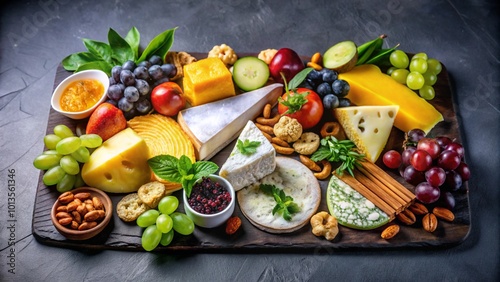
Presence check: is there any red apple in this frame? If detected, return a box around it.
[269,48,305,83]
[151,82,185,116]
[86,103,127,141]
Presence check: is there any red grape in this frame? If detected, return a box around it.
[425,166,446,187]
[402,147,416,166]
[407,128,425,143]
[438,150,461,170]
[410,150,433,171]
[435,136,452,150]
[445,142,465,159]
[383,150,402,169]
[403,165,426,186]
[417,137,441,159]
[415,182,440,204]
[443,170,463,191]
[438,191,456,210]
[455,162,470,181]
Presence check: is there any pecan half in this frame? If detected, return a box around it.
[422,213,438,232]
[396,209,416,225]
[408,202,429,215]
[432,207,455,222]
[381,224,400,239]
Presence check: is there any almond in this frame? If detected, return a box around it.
[396,209,416,225]
[74,192,91,201]
[84,210,100,222]
[58,192,74,204]
[408,202,429,215]
[78,221,97,231]
[422,213,438,232]
[55,212,72,219]
[58,217,72,226]
[381,224,400,239]
[92,197,104,210]
[432,207,455,222]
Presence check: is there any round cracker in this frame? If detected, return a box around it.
[237,157,321,233]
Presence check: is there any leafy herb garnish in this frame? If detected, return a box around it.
[278,67,314,115]
[310,136,365,177]
[147,154,218,197]
[236,139,261,156]
[259,184,300,221]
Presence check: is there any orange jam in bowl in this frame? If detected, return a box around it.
[60,79,104,112]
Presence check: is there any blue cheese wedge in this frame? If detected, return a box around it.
[177,83,283,160]
[334,105,399,162]
[219,120,276,191]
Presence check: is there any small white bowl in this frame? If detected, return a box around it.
[183,174,235,228]
[51,70,109,119]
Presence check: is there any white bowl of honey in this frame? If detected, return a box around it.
[51,70,109,119]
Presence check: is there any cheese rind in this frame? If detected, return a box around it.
[177,83,283,160]
[334,105,399,162]
[219,121,276,191]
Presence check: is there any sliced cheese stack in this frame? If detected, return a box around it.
[127,114,196,191]
[339,64,443,134]
[219,120,276,191]
[334,105,399,163]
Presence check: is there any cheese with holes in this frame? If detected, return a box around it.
[182,57,236,106]
[177,83,283,160]
[338,64,443,134]
[334,105,399,162]
[219,121,276,191]
[81,128,151,193]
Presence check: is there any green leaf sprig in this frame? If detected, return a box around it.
[147,154,218,197]
[259,184,300,221]
[310,136,365,177]
[278,67,313,115]
[62,26,176,75]
[236,139,261,156]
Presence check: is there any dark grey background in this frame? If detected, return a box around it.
[0,0,498,281]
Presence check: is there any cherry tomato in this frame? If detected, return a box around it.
[277,88,323,129]
[150,82,186,116]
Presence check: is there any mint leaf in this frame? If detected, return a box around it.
[178,155,193,176]
[259,184,300,221]
[193,161,218,179]
[288,67,313,90]
[237,139,261,155]
[148,155,182,183]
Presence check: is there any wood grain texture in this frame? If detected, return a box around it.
[32,53,470,252]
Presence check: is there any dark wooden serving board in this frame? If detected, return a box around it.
[32,53,470,252]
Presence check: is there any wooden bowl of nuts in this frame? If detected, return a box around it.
[51,187,112,240]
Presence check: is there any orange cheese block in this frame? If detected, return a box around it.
[182,57,236,106]
[127,114,196,191]
[338,64,443,134]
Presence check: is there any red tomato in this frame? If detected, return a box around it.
[151,82,186,116]
[277,88,323,129]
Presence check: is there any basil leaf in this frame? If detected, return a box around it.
[138,27,177,62]
[193,161,218,179]
[62,52,100,71]
[147,155,182,183]
[288,67,313,90]
[82,38,113,64]
[108,28,134,64]
[75,61,113,75]
[124,26,140,59]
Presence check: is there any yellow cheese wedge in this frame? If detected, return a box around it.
[334,105,399,162]
[127,114,196,191]
[182,57,236,106]
[338,64,443,134]
[81,128,151,193]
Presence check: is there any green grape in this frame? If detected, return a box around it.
[43,150,61,155]
[137,209,160,228]
[55,136,81,155]
[171,212,194,236]
[422,70,437,86]
[141,225,162,251]
[390,69,410,84]
[389,50,409,69]
[74,172,85,188]
[158,196,179,215]
[419,85,436,100]
[71,146,90,163]
[160,229,174,247]
[57,174,76,193]
[406,72,425,90]
[386,66,397,75]
[33,153,61,170]
[60,155,80,175]
[427,58,442,75]
[412,52,428,61]
[156,214,173,234]
[53,124,74,139]
[43,166,66,186]
[44,134,61,150]
[409,58,428,74]
[80,134,103,148]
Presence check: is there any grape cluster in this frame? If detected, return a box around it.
[302,68,352,110]
[387,51,442,100]
[137,195,194,251]
[383,128,470,208]
[33,124,102,193]
[107,55,177,119]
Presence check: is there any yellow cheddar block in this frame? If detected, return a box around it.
[338,64,443,134]
[182,57,235,106]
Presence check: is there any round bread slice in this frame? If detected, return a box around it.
[237,157,321,233]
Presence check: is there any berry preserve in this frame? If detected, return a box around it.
[187,177,232,215]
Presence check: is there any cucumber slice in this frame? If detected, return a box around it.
[232,57,270,91]
[326,174,390,230]
[323,40,358,73]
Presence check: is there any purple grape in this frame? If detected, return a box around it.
[414,182,440,204]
